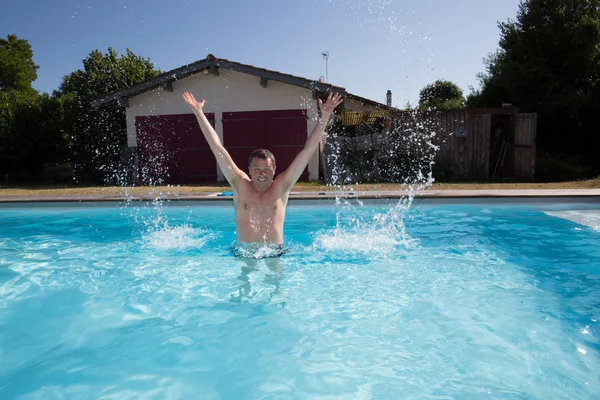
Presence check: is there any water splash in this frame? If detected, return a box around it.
[143,223,215,251]
[231,242,287,259]
[325,110,440,187]
[312,200,418,257]
[126,198,216,251]
[318,108,443,256]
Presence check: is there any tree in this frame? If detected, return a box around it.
[418,80,465,110]
[0,34,67,182]
[0,34,39,92]
[0,91,67,180]
[468,0,600,173]
[56,48,161,184]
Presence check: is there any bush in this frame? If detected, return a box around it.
[327,112,439,184]
[0,90,68,182]
[431,159,453,182]
[535,153,595,182]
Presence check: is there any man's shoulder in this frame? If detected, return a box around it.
[272,175,295,194]
[235,177,253,191]
[271,179,293,201]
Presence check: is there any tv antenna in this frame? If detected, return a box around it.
[321,51,329,82]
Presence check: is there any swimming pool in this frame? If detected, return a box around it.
[0,199,599,398]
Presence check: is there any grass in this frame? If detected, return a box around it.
[1,178,599,197]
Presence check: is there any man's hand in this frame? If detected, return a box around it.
[318,92,343,117]
[182,91,205,114]
[181,92,246,186]
[276,92,343,192]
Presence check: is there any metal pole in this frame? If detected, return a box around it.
[322,51,329,82]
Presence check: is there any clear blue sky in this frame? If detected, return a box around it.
[1,0,520,106]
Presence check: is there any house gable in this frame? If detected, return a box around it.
[93,54,347,107]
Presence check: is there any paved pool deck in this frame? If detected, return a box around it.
[1,189,599,203]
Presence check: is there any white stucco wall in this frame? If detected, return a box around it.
[125,69,323,181]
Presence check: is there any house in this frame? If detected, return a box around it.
[94,54,388,184]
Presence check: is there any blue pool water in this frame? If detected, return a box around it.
[0,199,599,399]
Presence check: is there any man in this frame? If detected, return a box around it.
[182,91,342,251]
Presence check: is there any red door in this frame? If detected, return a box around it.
[136,113,216,184]
[222,110,308,180]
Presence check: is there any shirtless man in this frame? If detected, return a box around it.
[182,91,343,249]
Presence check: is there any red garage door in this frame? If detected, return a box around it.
[222,109,308,180]
[136,113,216,184]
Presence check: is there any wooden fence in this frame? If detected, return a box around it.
[323,107,537,182]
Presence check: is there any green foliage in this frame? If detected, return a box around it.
[328,112,439,184]
[55,48,160,184]
[0,35,67,182]
[469,0,600,174]
[419,97,465,111]
[0,90,67,181]
[0,34,39,92]
[431,158,453,182]
[535,153,595,182]
[418,80,465,110]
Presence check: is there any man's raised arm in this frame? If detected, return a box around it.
[278,92,343,192]
[182,92,247,186]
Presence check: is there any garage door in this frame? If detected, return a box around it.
[222,109,308,180]
[136,113,216,184]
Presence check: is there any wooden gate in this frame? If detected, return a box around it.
[513,113,537,178]
[222,110,308,180]
[434,110,491,180]
[136,113,217,183]
[472,113,492,179]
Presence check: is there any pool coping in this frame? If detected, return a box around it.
[0,189,599,203]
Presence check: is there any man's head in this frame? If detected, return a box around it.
[248,149,276,189]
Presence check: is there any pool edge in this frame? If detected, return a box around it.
[0,189,599,206]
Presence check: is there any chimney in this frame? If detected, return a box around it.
[386,90,392,107]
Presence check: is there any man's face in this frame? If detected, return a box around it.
[249,157,275,188]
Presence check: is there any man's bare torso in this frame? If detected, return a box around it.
[181,91,343,249]
[233,179,289,244]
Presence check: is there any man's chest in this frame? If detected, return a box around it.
[235,184,288,219]
[238,197,282,215]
